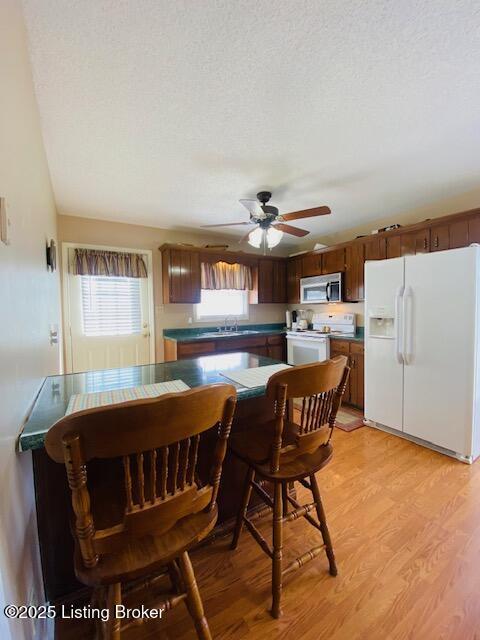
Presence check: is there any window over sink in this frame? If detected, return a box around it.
[194,289,249,322]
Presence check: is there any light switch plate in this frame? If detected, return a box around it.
[0,197,10,245]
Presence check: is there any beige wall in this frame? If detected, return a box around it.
[0,1,61,638]
[58,215,288,361]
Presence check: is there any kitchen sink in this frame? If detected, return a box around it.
[201,330,260,337]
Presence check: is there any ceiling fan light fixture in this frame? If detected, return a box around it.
[247,226,263,248]
[266,226,283,248]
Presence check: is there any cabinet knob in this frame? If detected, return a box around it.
[423,238,428,249]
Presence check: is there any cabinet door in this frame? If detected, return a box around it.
[272,261,287,303]
[449,219,469,248]
[257,259,273,303]
[468,215,480,244]
[430,224,449,252]
[322,249,345,274]
[364,236,387,261]
[386,235,402,259]
[330,341,351,402]
[345,244,365,301]
[169,250,201,303]
[287,257,302,303]
[302,253,322,277]
[400,228,430,255]
[349,345,364,409]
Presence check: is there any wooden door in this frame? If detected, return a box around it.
[400,228,430,255]
[345,243,365,301]
[449,219,469,248]
[287,257,302,303]
[272,261,287,303]
[168,250,201,303]
[364,236,387,261]
[386,234,401,259]
[430,224,449,252]
[257,259,273,303]
[302,253,322,277]
[322,248,345,274]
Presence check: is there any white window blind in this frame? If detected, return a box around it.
[195,289,248,320]
[81,275,142,336]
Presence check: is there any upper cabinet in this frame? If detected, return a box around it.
[344,243,364,302]
[302,253,322,277]
[257,259,287,303]
[162,248,201,304]
[322,248,345,274]
[287,256,303,304]
[364,235,386,261]
[400,228,430,255]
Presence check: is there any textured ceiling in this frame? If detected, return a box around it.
[22,0,480,243]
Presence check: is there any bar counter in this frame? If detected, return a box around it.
[20,352,283,601]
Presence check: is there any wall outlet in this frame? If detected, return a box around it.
[0,197,10,245]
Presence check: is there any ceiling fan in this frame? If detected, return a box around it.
[201,191,331,250]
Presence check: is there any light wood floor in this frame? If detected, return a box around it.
[57,425,480,639]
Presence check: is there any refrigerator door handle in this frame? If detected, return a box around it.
[395,286,405,364]
[403,286,414,365]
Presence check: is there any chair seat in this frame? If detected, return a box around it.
[229,419,300,464]
[75,506,218,586]
[254,442,333,481]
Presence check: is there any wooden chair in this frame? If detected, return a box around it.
[229,356,350,618]
[45,383,237,640]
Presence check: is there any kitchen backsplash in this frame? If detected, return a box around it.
[288,302,365,327]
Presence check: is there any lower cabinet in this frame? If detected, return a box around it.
[329,339,364,410]
[164,333,286,362]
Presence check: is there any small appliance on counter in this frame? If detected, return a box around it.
[297,309,309,330]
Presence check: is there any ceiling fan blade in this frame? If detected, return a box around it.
[273,223,309,237]
[238,227,256,243]
[280,205,331,221]
[200,221,254,228]
[239,199,264,217]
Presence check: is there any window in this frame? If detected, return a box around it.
[195,289,249,321]
[81,275,142,336]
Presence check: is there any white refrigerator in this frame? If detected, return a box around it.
[364,245,480,463]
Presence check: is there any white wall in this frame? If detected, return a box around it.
[0,1,60,638]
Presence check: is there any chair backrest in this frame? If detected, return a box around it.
[265,356,349,473]
[45,383,237,569]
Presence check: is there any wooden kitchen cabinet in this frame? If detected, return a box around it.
[165,333,286,362]
[257,259,286,303]
[468,216,480,244]
[449,219,469,248]
[386,234,402,259]
[429,224,449,252]
[322,248,345,274]
[162,248,201,304]
[329,339,364,410]
[287,256,303,303]
[364,235,387,261]
[345,244,365,301]
[400,228,430,255]
[302,253,322,277]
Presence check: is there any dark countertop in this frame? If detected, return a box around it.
[19,352,283,452]
[163,323,286,343]
[328,328,364,343]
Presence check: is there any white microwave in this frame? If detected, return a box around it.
[300,273,343,304]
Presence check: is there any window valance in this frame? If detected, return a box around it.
[201,260,253,290]
[71,248,148,278]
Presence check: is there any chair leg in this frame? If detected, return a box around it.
[230,466,255,550]
[310,473,337,576]
[106,582,121,639]
[271,481,283,619]
[179,551,212,640]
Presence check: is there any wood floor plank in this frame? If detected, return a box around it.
[56,426,480,640]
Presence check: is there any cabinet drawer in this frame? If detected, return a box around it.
[267,334,284,345]
[178,341,215,356]
[329,339,349,355]
[350,342,364,355]
[217,336,266,350]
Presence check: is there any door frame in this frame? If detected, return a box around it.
[61,242,156,373]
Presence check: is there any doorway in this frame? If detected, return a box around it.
[62,243,155,373]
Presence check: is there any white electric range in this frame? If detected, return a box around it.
[286,312,356,365]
